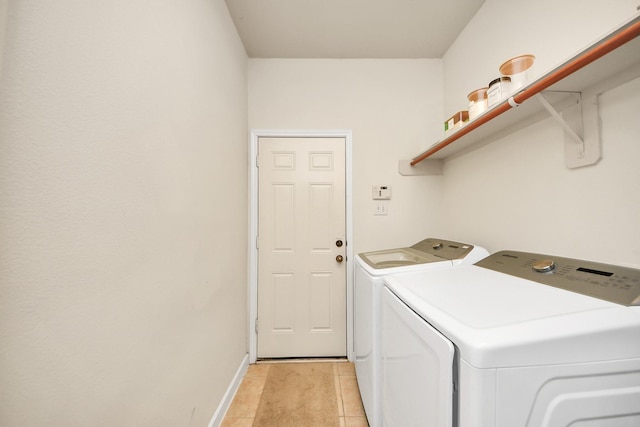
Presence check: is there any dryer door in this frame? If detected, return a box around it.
[382,286,455,427]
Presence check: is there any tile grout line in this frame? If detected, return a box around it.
[335,362,345,425]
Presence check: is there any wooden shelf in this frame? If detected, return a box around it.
[411,13,640,165]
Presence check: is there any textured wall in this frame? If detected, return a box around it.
[0,0,248,425]
[249,59,445,253]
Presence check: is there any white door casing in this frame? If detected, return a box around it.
[257,136,346,358]
[248,130,353,363]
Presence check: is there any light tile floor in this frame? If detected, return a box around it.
[221,360,369,427]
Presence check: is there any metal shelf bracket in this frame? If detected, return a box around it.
[535,91,598,168]
[537,62,640,168]
[535,92,584,148]
[398,159,443,176]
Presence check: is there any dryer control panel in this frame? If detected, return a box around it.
[411,238,475,260]
[476,251,640,306]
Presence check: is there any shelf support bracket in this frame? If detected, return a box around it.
[535,92,584,150]
[535,92,602,168]
[398,159,443,176]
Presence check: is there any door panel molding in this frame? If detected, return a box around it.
[248,129,353,363]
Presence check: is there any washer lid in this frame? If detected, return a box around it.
[358,237,484,270]
[358,247,446,269]
[384,265,640,368]
[411,237,476,260]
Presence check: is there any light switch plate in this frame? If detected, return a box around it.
[374,201,388,215]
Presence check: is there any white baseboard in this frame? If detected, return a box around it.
[207,353,250,427]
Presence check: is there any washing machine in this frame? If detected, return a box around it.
[381,250,640,427]
[354,238,489,427]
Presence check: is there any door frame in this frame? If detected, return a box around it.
[248,129,353,363]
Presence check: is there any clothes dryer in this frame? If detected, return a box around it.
[354,238,488,427]
[382,250,640,427]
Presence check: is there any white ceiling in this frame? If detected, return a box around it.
[224,0,486,58]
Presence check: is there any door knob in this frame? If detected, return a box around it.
[336,255,344,263]
[336,240,343,247]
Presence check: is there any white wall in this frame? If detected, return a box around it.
[249,59,445,252]
[442,0,640,115]
[440,0,640,267]
[0,1,248,425]
[0,0,7,78]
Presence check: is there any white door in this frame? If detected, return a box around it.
[257,137,346,358]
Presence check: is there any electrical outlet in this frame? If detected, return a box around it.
[374,202,388,216]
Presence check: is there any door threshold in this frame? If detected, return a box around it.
[256,357,348,364]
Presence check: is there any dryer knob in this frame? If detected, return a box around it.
[432,242,444,250]
[532,259,557,273]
